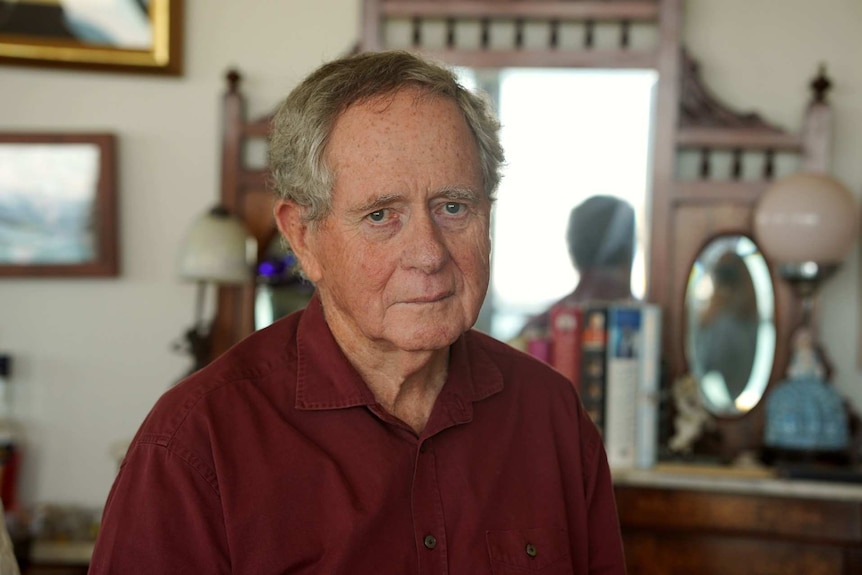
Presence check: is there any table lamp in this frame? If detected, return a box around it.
[175,205,256,376]
[754,172,859,459]
[754,172,858,330]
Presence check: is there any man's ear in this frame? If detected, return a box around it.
[273,200,323,283]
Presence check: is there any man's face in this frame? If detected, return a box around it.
[293,87,491,354]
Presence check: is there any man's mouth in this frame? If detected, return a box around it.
[402,292,453,304]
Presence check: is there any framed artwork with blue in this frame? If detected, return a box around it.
[0,133,118,277]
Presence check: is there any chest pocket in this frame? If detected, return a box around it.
[486,527,573,574]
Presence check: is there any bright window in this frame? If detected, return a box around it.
[459,68,658,341]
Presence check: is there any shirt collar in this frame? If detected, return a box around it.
[294,293,504,419]
[295,295,376,410]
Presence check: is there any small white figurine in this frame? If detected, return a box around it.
[669,374,714,454]
[786,327,825,381]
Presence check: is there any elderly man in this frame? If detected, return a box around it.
[89,51,625,574]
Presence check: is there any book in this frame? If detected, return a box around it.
[549,304,583,391]
[605,305,642,470]
[635,304,662,469]
[580,306,608,436]
[522,327,551,364]
[604,304,662,470]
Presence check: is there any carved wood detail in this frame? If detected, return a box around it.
[678,49,785,132]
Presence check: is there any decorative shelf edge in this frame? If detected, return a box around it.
[417,48,657,69]
[380,1,661,22]
[676,127,803,151]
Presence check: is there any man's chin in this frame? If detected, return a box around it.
[386,327,465,353]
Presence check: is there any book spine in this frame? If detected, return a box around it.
[580,306,608,437]
[524,329,551,364]
[605,305,641,470]
[636,304,662,469]
[549,305,583,391]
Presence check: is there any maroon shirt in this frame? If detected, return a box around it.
[90,297,625,574]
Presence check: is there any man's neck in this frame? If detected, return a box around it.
[355,354,449,434]
[323,307,451,435]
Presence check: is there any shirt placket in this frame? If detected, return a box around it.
[412,436,448,575]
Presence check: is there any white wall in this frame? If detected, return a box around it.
[0,0,859,509]
[0,0,359,508]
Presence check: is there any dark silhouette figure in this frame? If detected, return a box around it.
[519,195,637,336]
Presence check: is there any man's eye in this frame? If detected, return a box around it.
[443,202,465,215]
[367,209,388,223]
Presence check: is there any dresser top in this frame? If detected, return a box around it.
[614,463,862,501]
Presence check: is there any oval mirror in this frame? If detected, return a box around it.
[684,235,775,416]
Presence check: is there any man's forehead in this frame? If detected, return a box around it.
[332,87,463,135]
[347,85,449,114]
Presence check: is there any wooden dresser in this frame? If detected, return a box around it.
[614,466,862,575]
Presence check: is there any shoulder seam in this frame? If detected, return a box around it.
[164,358,284,446]
[137,434,221,497]
[155,362,286,494]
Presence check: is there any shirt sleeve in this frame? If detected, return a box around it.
[88,438,230,575]
[581,414,627,575]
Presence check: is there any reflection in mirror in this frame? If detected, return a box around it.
[254,235,314,330]
[685,235,775,416]
[456,68,657,341]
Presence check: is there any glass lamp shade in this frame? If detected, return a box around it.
[754,173,859,265]
[178,206,257,284]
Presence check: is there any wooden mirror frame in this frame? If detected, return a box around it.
[663,55,833,461]
[210,0,683,359]
[210,0,833,463]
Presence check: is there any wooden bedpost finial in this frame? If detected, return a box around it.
[226,69,242,93]
[810,63,832,104]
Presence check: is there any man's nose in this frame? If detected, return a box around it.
[402,211,449,273]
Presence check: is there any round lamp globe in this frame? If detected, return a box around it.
[754,172,859,265]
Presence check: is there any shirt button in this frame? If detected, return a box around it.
[525,543,538,558]
[423,535,437,550]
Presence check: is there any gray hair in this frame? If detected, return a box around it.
[268,50,505,222]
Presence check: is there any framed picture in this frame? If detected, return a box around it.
[0,133,118,277]
[0,0,182,75]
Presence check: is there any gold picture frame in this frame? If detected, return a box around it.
[0,0,182,75]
